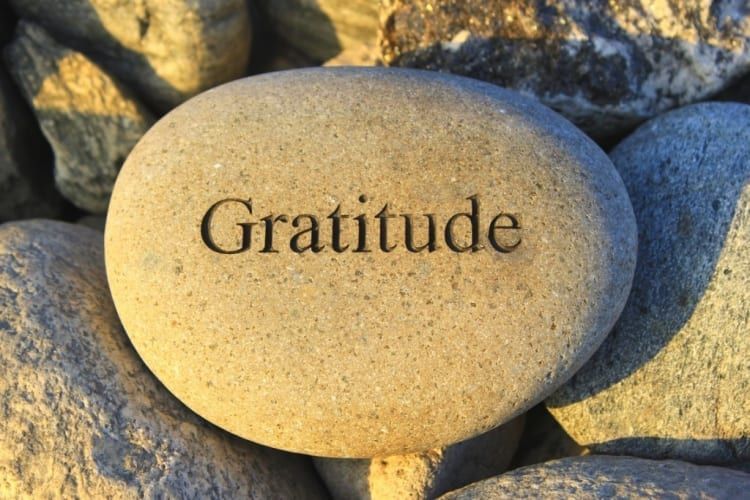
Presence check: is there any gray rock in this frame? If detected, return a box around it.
[9,0,252,110]
[548,102,750,463]
[315,416,524,499]
[5,22,154,214]
[0,220,327,498]
[259,0,379,61]
[0,65,61,221]
[380,0,750,138]
[439,456,750,499]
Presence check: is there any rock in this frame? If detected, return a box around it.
[259,0,379,61]
[105,67,637,457]
[508,405,585,470]
[0,220,326,498]
[547,102,750,463]
[379,0,750,138]
[439,456,750,499]
[9,0,251,110]
[315,415,524,499]
[0,65,61,221]
[5,22,155,214]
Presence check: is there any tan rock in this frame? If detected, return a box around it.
[0,220,327,498]
[9,0,252,110]
[105,67,637,457]
[259,0,379,61]
[548,102,750,463]
[440,456,750,499]
[5,22,154,213]
[315,416,524,499]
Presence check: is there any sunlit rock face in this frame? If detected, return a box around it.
[9,0,252,110]
[548,102,750,464]
[5,21,154,213]
[380,0,750,138]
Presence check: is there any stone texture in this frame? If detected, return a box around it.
[380,0,750,138]
[9,0,251,110]
[509,405,585,469]
[259,0,379,61]
[548,102,750,463]
[440,456,750,499]
[0,65,61,221]
[5,22,155,214]
[105,67,637,457]
[315,415,524,499]
[0,220,326,498]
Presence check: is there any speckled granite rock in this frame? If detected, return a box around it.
[259,0,378,61]
[105,67,637,457]
[9,0,251,110]
[439,456,750,499]
[380,0,750,138]
[0,220,326,498]
[5,22,154,213]
[548,102,750,463]
[315,416,524,499]
[0,66,61,221]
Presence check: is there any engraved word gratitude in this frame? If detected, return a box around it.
[201,194,521,254]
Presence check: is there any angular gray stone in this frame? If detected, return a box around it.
[440,456,750,499]
[380,0,750,138]
[315,416,524,499]
[259,0,379,61]
[0,65,61,221]
[548,102,750,463]
[9,0,252,110]
[0,220,327,498]
[5,22,154,213]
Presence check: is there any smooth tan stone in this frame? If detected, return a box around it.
[105,68,637,457]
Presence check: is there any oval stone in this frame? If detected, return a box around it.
[105,68,637,457]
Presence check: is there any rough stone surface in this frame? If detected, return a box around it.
[440,456,750,499]
[0,220,326,498]
[548,102,750,463]
[315,415,524,499]
[380,0,750,138]
[9,0,251,110]
[509,405,585,470]
[259,0,379,61]
[105,67,637,457]
[0,65,61,221]
[5,22,155,214]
